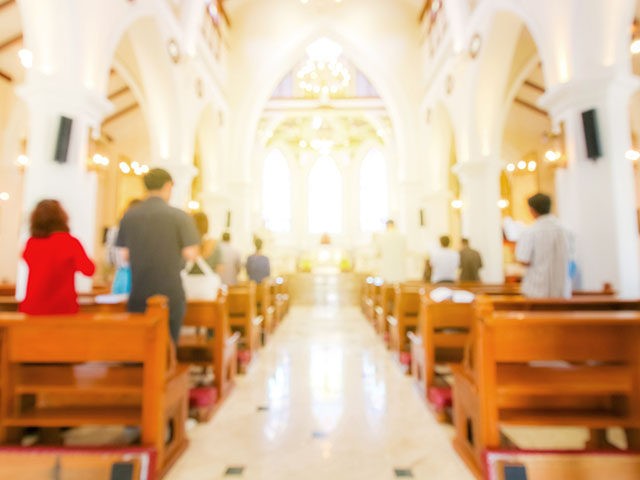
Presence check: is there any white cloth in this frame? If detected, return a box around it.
[515,214,571,298]
[375,230,407,283]
[430,247,459,283]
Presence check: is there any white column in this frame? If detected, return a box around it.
[228,180,253,255]
[454,160,504,283]
[157,161,198,209]
[540,75,640,297]
[17,78,111,292]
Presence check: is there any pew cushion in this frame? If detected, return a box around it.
[484,449,640,480]
[238,349,252,367]
[189,387,219,408]
[427,385,452,411]
[399,351,411,366]
[0,446,157,480]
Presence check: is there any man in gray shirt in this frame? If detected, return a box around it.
[116,168,200,343]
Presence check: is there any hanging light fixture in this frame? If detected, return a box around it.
[296,38,351,100]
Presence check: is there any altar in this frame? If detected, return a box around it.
[285,272,368,306]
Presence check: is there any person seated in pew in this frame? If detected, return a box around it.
[515,193,571,298]
[246,237,270,284]
[19,199,95,314]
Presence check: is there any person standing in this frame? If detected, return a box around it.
[246,236,271,284]
[459,238,483,282]
[375,219,407,283]
[211,231,241,286]
[116,168,200,343]
[515,193,570,298]
[20,199,95,314]
[428,235,460,283]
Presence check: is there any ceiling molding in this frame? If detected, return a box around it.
[108,85,130,101]
[0,0,15,12]
[524,80,545,94]
[514,97,547,117]
[0,33,22,51]
[102,103,138,126]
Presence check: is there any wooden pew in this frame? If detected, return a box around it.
[452,304,640,477]
[256,280,276,341]
[176,290,240,421]
[228,283,262,371]
[374,283,396,339]
[387,283,423,370]
[411,294,640,421]
[0,296,188,478]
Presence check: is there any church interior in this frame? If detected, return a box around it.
[2,0,640,479]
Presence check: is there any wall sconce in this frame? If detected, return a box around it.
[451,199,463,209]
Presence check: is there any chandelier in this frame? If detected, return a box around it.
[296,38,351,99]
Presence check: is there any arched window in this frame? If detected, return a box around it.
[308,157,342,233]
[262,149,291,232]
[360,148,388,232]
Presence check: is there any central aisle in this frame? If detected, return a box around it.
[167,305,473,480]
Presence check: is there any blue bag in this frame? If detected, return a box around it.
[112,265,132,294]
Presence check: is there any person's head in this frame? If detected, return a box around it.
[461,238,470,248]
[127,198,142,210]
[439,235,451,248]
[143,168,173,202]
[527,193,552,218]
[30,199,70,238]
[192,211,209,238]
[254,237,263,252]
[385,219,395,230]
[222,231,231,242]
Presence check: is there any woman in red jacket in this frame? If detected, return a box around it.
[19,199,95,314]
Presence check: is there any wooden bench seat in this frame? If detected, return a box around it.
[228,283,262,371]
[452,307,640,478]
[410,293,640,422]
[176,291,240,421]
[0,296,187,478]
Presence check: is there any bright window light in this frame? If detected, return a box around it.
[360,148,388,232]
[309,157,342,233]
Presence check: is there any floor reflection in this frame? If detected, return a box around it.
[310,345,344,434]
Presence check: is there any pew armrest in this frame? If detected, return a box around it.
[253,315,264,327]
[387,315,398,327]
[407,331,422,346]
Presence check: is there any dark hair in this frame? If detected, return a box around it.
[461,238,469,246]
[192,211,209,238]
[439,235,450,247]
[30,199,70,237]
[222,231,231,242]
[128,198,142,210]
[527,193,552,215]
[254,237,263,251]
[143,168,173,191]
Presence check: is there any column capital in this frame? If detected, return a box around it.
[16,72,113,126]
[539,72,640,121]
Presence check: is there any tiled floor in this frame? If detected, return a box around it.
[166,305,473,480]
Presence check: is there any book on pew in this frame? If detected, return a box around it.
[504,464,527,480]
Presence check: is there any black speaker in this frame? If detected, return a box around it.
[226,210,231,228]
[54,116,73,163]
[581,109,601,160]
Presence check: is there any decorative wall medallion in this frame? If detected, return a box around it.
[469,32,481,59]
[167,39,180,64]
[446,74,454,95]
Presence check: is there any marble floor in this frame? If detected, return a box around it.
[166,305,474,480]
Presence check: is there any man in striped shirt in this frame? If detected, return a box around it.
[515,193,571,298]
